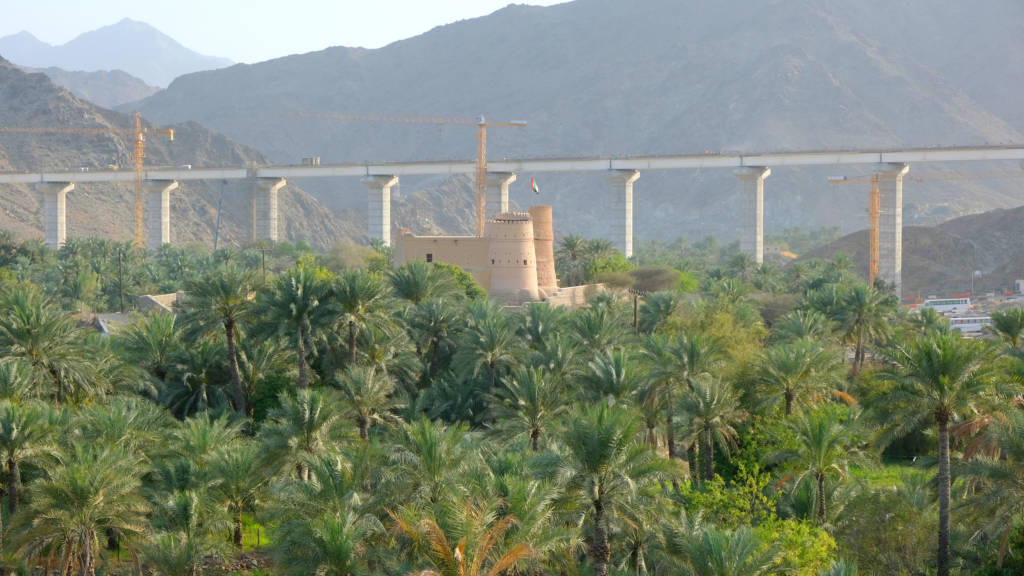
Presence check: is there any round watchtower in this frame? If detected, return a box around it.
[486,212,539,302]
[528,205,558,298]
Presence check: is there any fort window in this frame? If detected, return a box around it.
[426,253,433,263]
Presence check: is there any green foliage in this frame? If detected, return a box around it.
[432,261,487,300]
[0,234,1022,576]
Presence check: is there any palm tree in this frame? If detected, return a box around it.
[767,408,866,524]
[770,309,834,344]
[638,291,680,334]
[727,253,758,284]
[872,332,997,576]
[678,376,746,481]
[907,307,948,336]
[643,332,724,473]
[0,286,95,403]
[237,338,294,414]
[756,338,842,416]
[116,313,181,382]
[960,409,1024,568]
[988,307,1024,349]
[259,388,345,481]
[520,301,570,352]
[408,297,463,381]
[837,283,893,375]
[386,417,476,506]
[676,524,783,576]
[209,442,269,548]
[581,348,644,403]
[454,304,522,416]
[550,401,677,576]
[389,260,457,305]
[555,234,588,287]
[333,268,392,366]
[179,265,257,415]
[492,365,567,451]
[0,400,59,515]
[172,412,244,472]
[572,305,630,351]
[161,340,233,419]
[391,504,532,576]
[255,265,334,389]
[15,445,150,576]
[75,395,171,458]
[271,454,384,576]
[333,365,402,440]
[0,360,36,403]
[146,487,230,572]
[137,531,209,576]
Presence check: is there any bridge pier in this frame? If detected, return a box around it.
[39,182,74,250]
[362,175,399,247]
[145,180,178,251]
[252,178,285,242]
[735,166,771,265]
[607,170,640,258]
[485,172,516,222]
[876,163,910,297]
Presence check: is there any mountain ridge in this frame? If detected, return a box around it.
[0,57,356,250]
[129,0,1024,243]
[0,18,232,87]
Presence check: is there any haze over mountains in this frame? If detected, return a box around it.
[0,18,232,87]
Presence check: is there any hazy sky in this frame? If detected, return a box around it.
[0,0,565,63]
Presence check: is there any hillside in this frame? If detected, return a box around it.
[129,0,1024,242]
[19,66,159,108]
[0,19,232,87]
[0,58,356,250]
[803,202,1024,298]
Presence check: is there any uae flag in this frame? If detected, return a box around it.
[531,177,540,194]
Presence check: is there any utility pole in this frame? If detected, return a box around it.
[118,248,125,314]
[630,288,647,336]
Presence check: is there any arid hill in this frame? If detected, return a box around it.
[0,58,356,250]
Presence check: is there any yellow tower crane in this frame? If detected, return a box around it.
[291,110,526,236]
[0,111,174,247]
[828,174,881,284]
[828,168,1024,285]
[130,112,175,247]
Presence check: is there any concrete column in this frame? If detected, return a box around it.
[607,170,640,258]
[362,175,399,247]
[39,182,74,250]
[144,180,178,251]
[485,172,516,221]
[735,166,771,265]
[876,163,910,297]
[251,178,285,242]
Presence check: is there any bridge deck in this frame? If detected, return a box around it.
[1,145,1022,184]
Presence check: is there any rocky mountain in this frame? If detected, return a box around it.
[19,66,159,108]
[804,204,1024,299]
[0,19,232,87]
[127,0,1024,243]
[0,58,356,250]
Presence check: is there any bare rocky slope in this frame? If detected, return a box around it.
[0,58,357,250]
[19,66,159,108]
[128,0,1024,242]
[803,204,1024,299]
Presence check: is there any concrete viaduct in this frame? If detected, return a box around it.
[3,145,1024,297]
